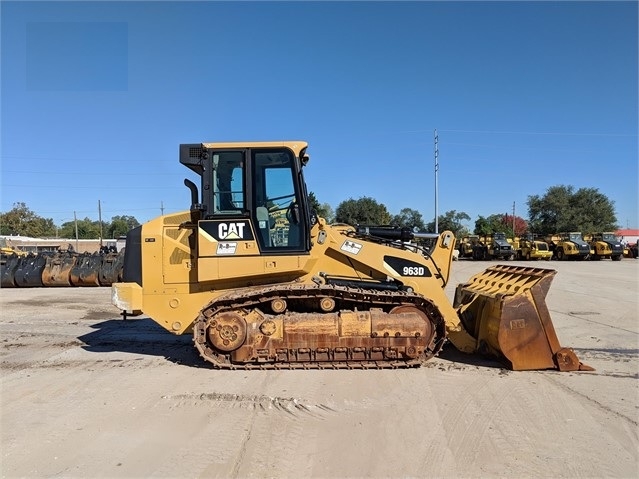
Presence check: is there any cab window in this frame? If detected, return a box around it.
[252,150,302,250]
[211,151,244,213]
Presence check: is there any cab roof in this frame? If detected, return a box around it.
[201,141,308,157]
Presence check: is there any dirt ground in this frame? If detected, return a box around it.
[1,259,638,478]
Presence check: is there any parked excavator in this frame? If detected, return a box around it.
[112,141,592,372]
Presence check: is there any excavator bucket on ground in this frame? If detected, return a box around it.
[1,254,22,287]
[453,264,593,371]
[98,250,125,286]
[41,252,77,287]
[70,253,102,287]
[13,253,48,288]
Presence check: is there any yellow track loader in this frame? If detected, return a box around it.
[112,141,591,371]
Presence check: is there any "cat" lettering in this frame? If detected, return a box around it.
[218,222,246,240]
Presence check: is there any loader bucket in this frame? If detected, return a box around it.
[70,253,102,287]
[41,252,77,287]
[98,250,125,286]
[13,253,48,288]
[1,253,21,288]
[453,264,593,371]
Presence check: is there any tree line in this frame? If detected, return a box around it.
[0,202,140,239]
[311,185,618,238]
[1,185,618,240]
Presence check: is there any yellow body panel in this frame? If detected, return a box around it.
[113,211,476,349]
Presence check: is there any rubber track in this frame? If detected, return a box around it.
[193,283,447,370]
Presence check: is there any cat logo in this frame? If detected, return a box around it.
[199,220,254,242]
[218,222,246,240]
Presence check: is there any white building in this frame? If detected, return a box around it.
[0,235,118,254]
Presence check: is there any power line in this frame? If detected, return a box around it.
[2,170,176,176]
[6,206,173,215]
[2,184,170,190]
[0,155,174,163]
[429,129,636,137]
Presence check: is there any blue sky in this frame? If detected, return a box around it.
[2,1,637,231]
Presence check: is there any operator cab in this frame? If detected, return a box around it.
[180,142,311,254]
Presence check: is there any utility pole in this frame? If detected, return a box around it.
[98,200,103,247]
[512,201,516,237]
[74,211,79,252]
[434,129,439,234]
[161,201,164,215]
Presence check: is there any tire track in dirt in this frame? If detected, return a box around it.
[551,309,639,334]
[2,367,145,477]
[191,374,274,478]
[162,391,335,418]
[149,372,312,478]
[230,372,332,478]
[545,374,638,427]
[438,372,518,473]
[420,369,589,477]
[149,370,338,478]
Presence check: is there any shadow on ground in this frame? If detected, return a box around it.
[437,343,507,370]
[78,317,207,368]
